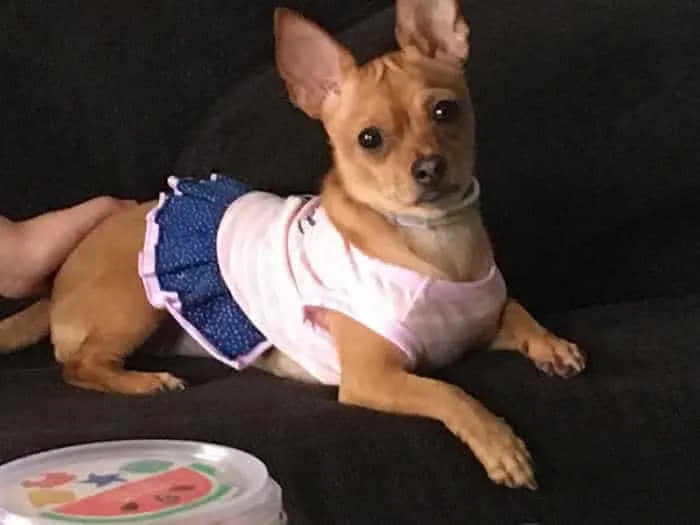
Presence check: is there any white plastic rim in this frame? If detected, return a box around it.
[0,440,286,525]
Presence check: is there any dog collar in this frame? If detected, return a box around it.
[385,178,481,229]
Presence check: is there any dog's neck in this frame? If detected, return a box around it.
[397,208,493,281]
[321,172,494,282]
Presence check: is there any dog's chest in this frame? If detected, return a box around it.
[402,218,494,282]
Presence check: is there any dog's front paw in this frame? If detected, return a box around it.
[465,414,537,490]
[524,334,586,378]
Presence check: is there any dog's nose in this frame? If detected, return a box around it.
[411,155,447,187]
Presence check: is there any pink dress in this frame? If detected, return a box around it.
[141,175,507,385]
[217,193,507,384]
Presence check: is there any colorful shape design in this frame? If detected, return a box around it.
[22,472,76,489]
[119,459,174,474]
[79,473,125,488]
[28,489,76,508]
[43,465,230,522]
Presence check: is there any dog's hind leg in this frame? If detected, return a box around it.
[52,297,184,395]
[61,347,185,394]
[51,279,184,395]
[50,202,185,395]
[53,305,184,395]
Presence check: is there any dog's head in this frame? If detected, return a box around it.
[274,0,474,219]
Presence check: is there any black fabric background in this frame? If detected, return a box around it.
[1,1,699,523]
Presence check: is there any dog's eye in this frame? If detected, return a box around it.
[358,127,383,150]
[432,100,461,123]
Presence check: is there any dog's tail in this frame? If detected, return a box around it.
[0,299,51,353]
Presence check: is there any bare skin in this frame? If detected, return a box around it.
[0,197,135,299]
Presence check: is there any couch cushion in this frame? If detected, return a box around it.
[1,1,698,522]
[1,0,697,311]
[1,296,699,523]
[0,0,391,215]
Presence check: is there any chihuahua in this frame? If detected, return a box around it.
[0,0,585,490]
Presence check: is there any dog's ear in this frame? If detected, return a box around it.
[395,0,470,64]
[274,8,356,119]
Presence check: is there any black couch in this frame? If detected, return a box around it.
[2,1,699,523]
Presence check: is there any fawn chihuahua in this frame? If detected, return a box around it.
[0,0,585,490]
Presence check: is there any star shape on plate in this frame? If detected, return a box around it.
[79,473,125,488]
